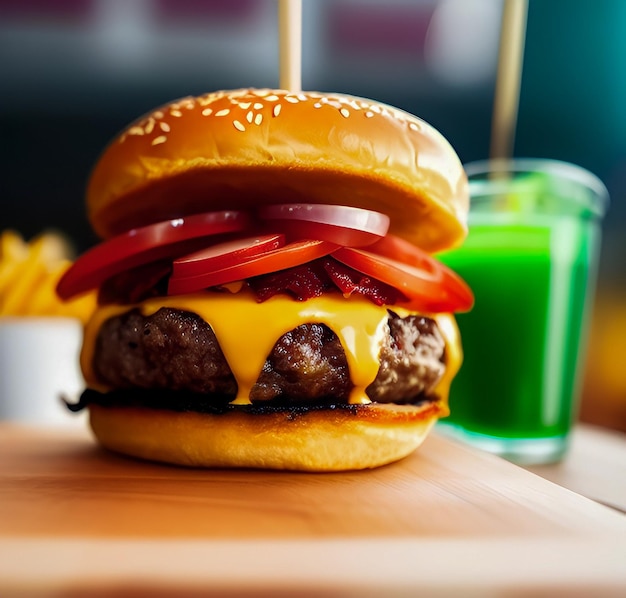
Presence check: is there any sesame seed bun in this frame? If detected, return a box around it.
[87,88,468,253]
[88,401,445,471]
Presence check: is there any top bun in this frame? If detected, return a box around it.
[87,89,468,252]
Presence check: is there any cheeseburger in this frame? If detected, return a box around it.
[57,88,472,471]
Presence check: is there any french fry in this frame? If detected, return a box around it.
[0,230,96,322]
[0,230,28,261]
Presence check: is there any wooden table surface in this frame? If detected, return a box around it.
[525,424,626,513]
[1,422,625,596]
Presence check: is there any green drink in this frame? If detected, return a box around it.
[437,160,608,464]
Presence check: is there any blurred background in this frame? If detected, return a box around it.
[1,0,624,431]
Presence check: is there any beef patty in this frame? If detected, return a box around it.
[93,308,446,406]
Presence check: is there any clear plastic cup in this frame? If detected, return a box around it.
[438,159,609,464]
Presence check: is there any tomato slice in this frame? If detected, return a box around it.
[168,239,339,296]
[56,211,252,299]
[172,234,285,278]
[332,236,474,313]
[365,234,448,268]
[257,203,389,247]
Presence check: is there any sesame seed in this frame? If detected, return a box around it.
[285,96,299,104]
[153,111,164,119]
[215,109,230,117]
[253,89,270,97]
[202,108,213,116]
[273,104,282,117]
[340,108,350,118]
[144,119,155,134]
[152,135,167,146]
[159,122,170,132]
[233,120,245,132]
[296,94,308,101]
[128,126,144,136]
[266,95,279,102]
[253,102,263,110]
[313,102,322,109]
[409,122,420,131]
[170,110,183,118]
[239,102,251,109]
[255,113,263,125]
[246,111,254,123]
[365,111,374,118]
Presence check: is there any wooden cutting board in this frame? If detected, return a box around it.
[1,423,625,596]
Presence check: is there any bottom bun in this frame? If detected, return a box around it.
[88,401,445,471]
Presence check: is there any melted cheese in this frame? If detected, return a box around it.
[81,292,462,407]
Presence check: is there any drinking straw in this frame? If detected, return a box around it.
[489,0,529,160]
[278,0,302,92]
